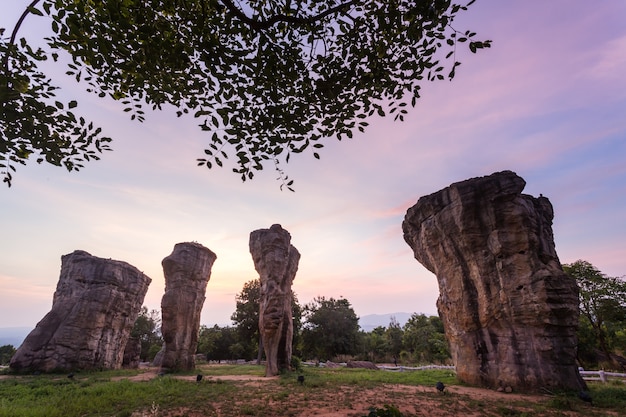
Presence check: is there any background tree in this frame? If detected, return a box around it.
[0,344,16,365]
[385,316,403,362]
[231,279,262,361]
[130,306,162,361]
[290,292,304,360]
[360,325,388,362]
[197,325,239,362]
[1,0,490,187]
[564,260,626,369]
[402,313,450,364]
[302,296,360,360]
[196,324,220,360]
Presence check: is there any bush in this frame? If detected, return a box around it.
[0,345,16,366]
[365,404,404,417]
[291,355,302,372]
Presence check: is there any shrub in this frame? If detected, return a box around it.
[365,404,404,417]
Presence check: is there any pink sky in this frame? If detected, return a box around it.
[1,1,625,329]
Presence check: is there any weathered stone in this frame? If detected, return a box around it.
[249,224,300,377]
[151,347,164,367]
[123,337,142,369]
[10,250,151,372]
[347,360,379,370]
[402,171,586,392]
[158,242,216,371]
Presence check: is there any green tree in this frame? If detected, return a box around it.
[290,292,304,360]
[231,279,262,361]
[1,0,490,187]
[0,344,16,365]
[402,313,450,364]
[385,316,404,361]
[197,325,239,362]
[563,260,626,368]
[197,324,219,359]
[302,296,360,360]
[130,306,163,361]
[360,326,388,362]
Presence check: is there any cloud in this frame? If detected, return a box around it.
[0,274,54,327]
[2,0,626,328]
[582,34,626,83]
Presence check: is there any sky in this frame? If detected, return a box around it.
[1,1,625,330]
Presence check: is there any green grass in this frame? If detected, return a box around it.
[197,363,265,377]
[588,381,626,409]
[282,367,457,389]
[1,366,625,416]
[0,372,235,417]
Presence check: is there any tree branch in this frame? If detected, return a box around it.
[219,0,360,30]
[10,0,42,46]
[3,0,42,73]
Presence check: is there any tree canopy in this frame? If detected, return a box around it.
[302,296,360,360]
[230,279,262,360]
[402,313,449,363]
[0,344,16,365]
[1,0,490,188]
[130,306,163,361]
[564,260,626,368]
[197,324,241,361]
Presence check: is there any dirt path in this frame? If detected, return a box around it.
[110,368,277,383]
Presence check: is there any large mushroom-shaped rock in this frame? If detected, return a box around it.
[249,224,300,377]
[158,242,216,371]
[10,250,151,372]
[402,171,586,392]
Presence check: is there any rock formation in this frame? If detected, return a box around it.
[123,337,142,368]
[10,250,151,372]
[249,224,300,377]
[157,242,216,371]
[402,171,586,392]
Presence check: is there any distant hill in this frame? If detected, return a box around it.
[358,312,413,332]
[0,327,32,347]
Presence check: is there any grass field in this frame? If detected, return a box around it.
[0,364,624,416]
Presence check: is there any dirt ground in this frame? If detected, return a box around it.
[3,367,610,416]
[112,367,601,417]
[116,368,538,402]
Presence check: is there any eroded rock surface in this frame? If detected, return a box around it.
[402,171,585,392]
[249,224,300,376]
[158,242,216,371]
[10,250,151,372]
[123,337,142,369]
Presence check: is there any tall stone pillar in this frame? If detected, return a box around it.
[402,171,586,392]
[249,224,300,377]
[10,250,151,372]
[158,242,216,371]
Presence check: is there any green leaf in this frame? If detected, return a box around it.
[1,0,489,189]
[27,6,43,16]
